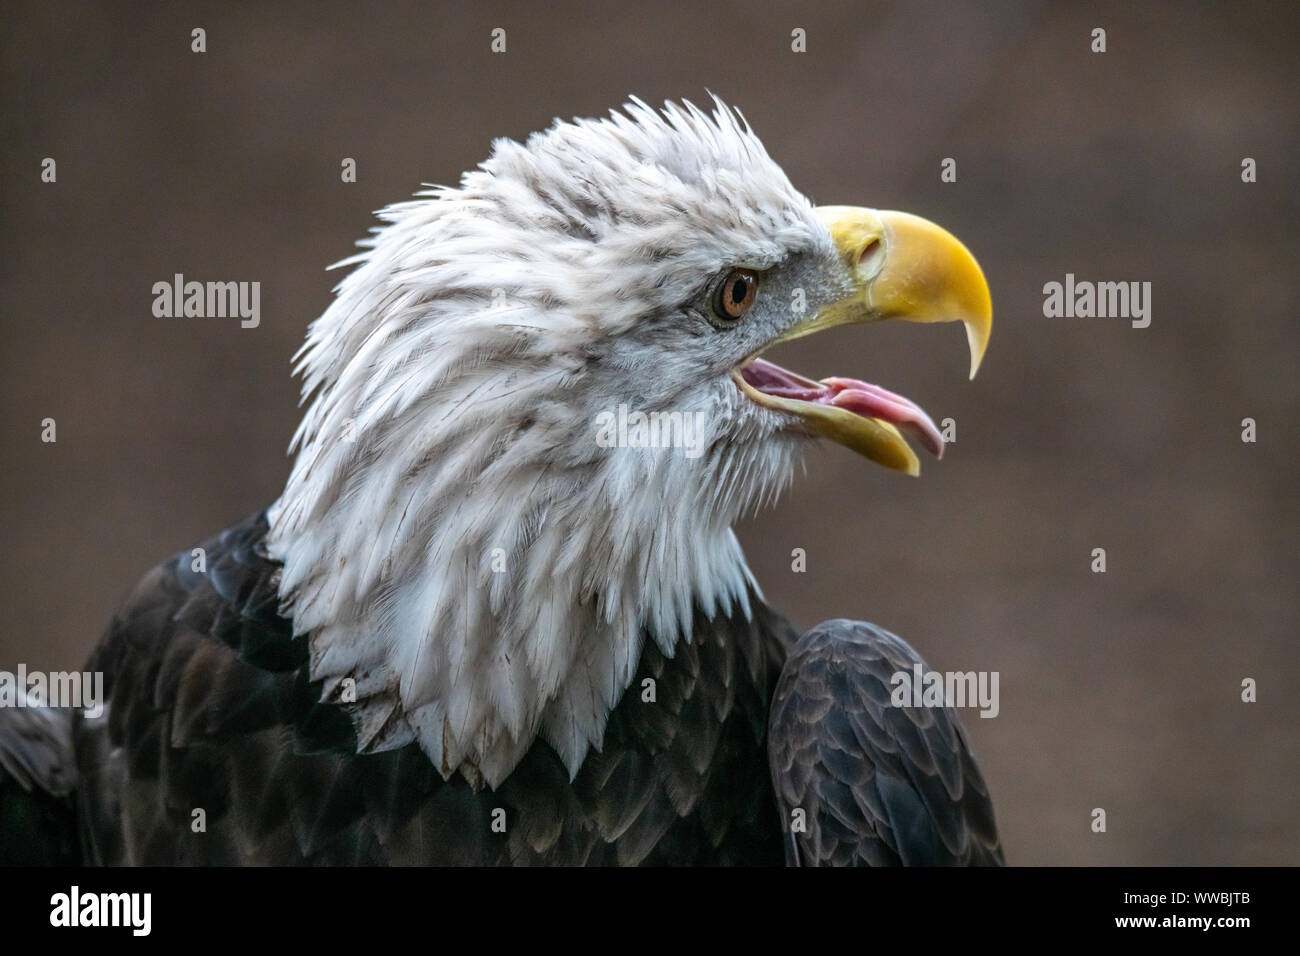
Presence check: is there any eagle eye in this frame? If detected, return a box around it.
[714,268,758,322]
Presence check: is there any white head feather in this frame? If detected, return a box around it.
[266,97,830,787]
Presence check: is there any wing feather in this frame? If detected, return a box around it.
[767,619,1003,866]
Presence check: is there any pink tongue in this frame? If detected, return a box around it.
[742,360,944,458]
[822,378,944,459]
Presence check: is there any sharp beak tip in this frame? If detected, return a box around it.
[967,320,989,380]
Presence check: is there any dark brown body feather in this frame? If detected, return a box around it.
[2,512,1003,866]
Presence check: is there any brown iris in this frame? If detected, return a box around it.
[715,268,757,321]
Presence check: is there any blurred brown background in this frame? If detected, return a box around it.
[2,1,1296,864]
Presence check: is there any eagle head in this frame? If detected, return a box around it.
[266,97,991,787]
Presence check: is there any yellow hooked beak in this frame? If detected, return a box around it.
[810,207,992,379]
[732,206,992,475]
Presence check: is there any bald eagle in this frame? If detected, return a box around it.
[2,98,1001,865]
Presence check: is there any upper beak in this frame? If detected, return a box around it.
[803,206,992,379]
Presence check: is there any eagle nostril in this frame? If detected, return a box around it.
[858,237,886,280]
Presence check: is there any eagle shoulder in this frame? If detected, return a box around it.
[74,511,368,864]
[766,619,1003,866]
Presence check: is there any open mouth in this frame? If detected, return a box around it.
[724,206,990,475]
[732,357,943,470]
